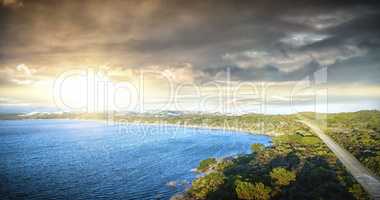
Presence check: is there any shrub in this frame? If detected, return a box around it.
[349,184,368,200]
[197,158,217,172]
[190,172,225,199]
[235,181,271,200]
[270,167,296,186]
[251,143,265,153]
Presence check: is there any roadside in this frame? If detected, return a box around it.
[300,120,380,200]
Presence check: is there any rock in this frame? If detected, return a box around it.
[166,181,177,187]
[170,193,185,200]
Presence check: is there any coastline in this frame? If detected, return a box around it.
[0,117,273,200]
[0,117,281,137]
[112,120,278,137]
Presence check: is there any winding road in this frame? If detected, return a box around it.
[300,120,380,200]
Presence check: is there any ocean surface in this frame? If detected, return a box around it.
[0,120,271,200]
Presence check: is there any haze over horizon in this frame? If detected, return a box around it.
[1,0,380,114]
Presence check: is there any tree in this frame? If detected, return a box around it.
[364,156,380,176]
[197,158,217,173]
[251,143,265,153]
[235,181,271,200]
[270,167,296,186]
[349,184,368,200]
[190,172,225,199]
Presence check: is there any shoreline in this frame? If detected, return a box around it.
[0,118,274,200]
[114,120,278,137]
[1,117,279,137]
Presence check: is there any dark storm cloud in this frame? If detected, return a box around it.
[200,60,322,83]
[0,0,379,84]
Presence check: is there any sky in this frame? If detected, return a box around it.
[0,0,380,114]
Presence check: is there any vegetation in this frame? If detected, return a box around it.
[4,111,309,137]
[197,158,217,173]
[325,110,380,176]
[251,144,265,153]
[189,172,226,199]
[3,110,379,199]
[180,134,369,200]
[235,181,271,200]
[269,167,296,187]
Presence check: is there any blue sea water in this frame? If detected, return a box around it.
[0,120,271,200]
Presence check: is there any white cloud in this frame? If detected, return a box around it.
[223,45,367,72]
[280,33,329,47]
[284,11,355,30]
[11,78,32,85]
[16,64,33,76]
[0,64,40,86]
